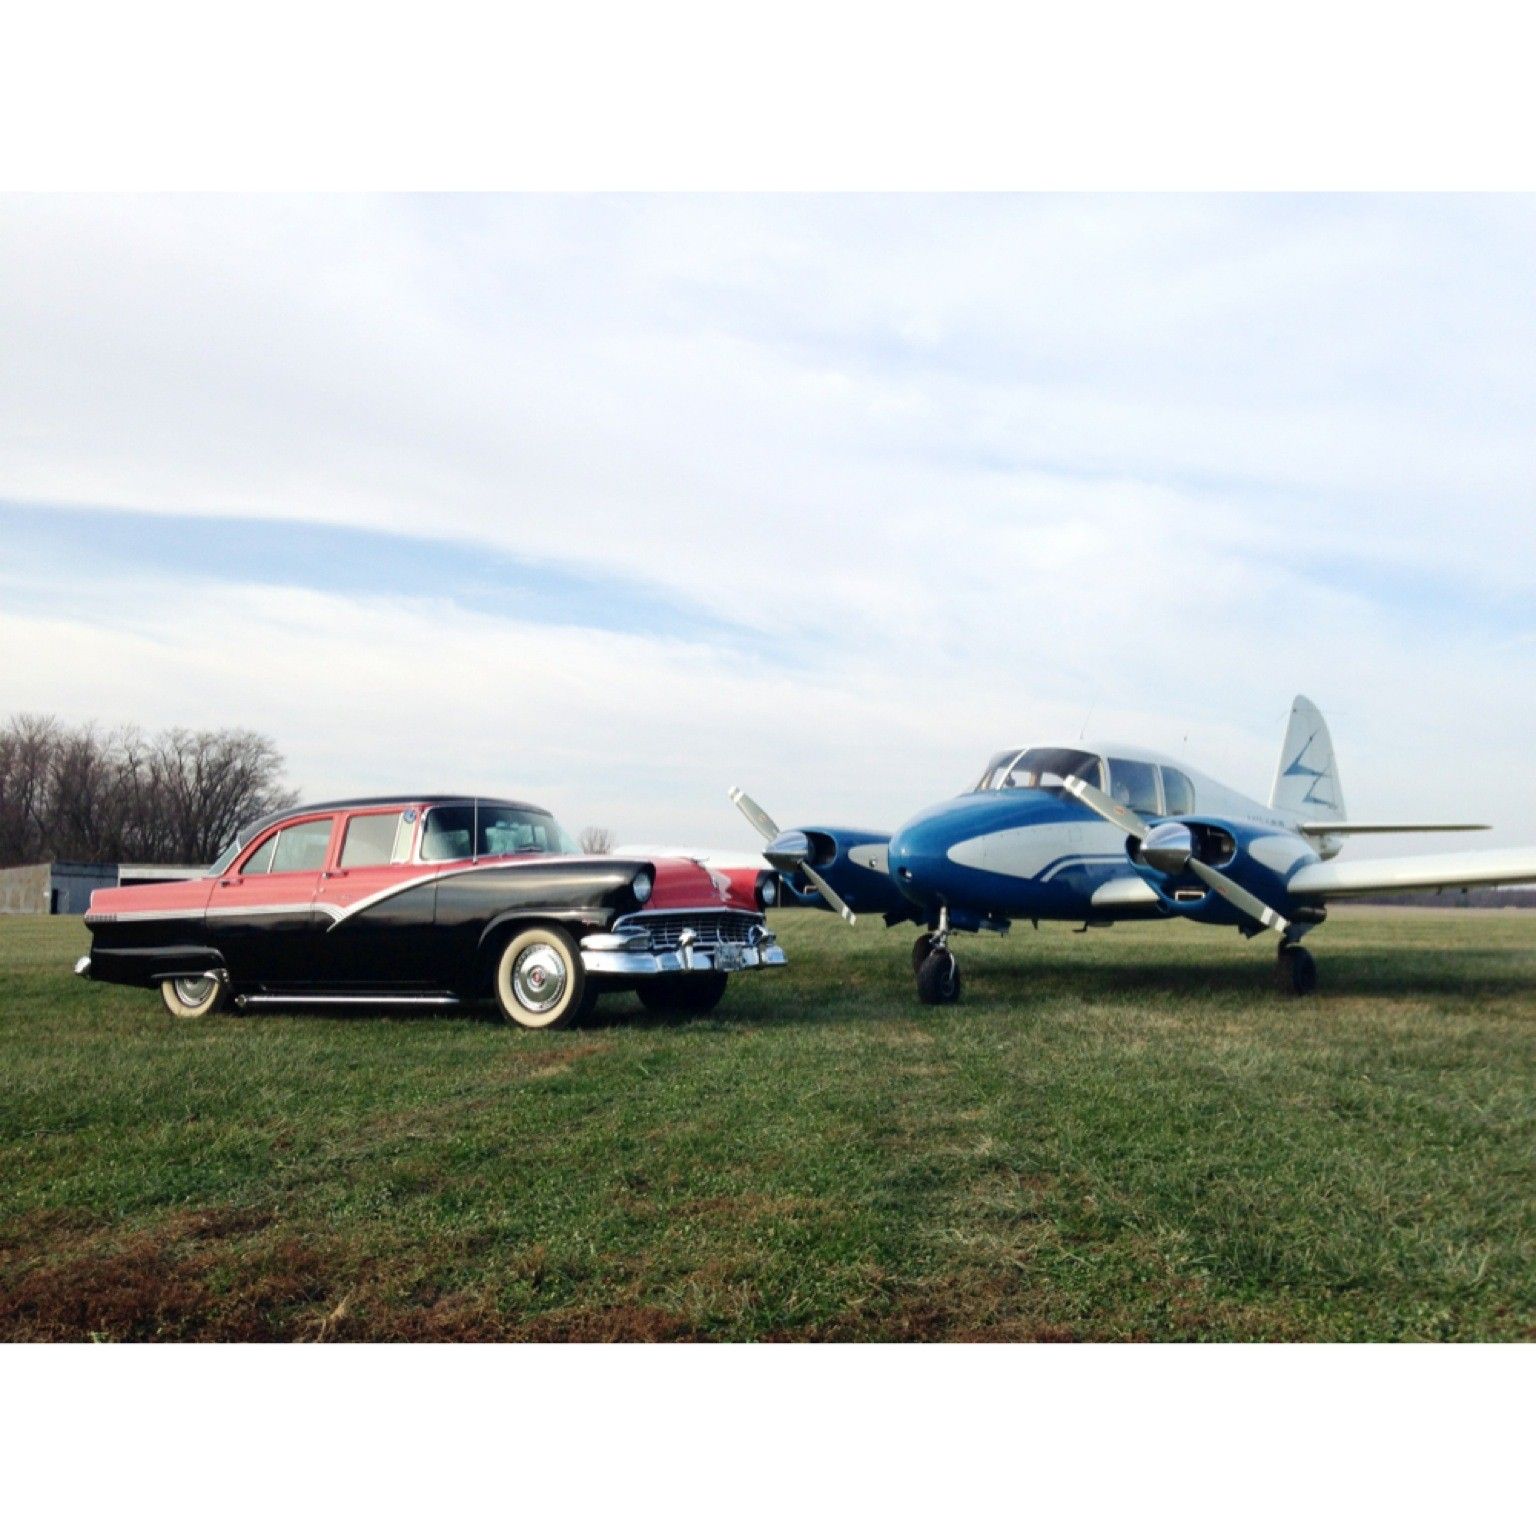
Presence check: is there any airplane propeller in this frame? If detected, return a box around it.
[1061,774,1295,939]
[728,787,857,924]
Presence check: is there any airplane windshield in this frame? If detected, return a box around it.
[976,747,1105,793]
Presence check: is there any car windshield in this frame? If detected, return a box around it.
[419,803,581,861]
[976,746,1105,793]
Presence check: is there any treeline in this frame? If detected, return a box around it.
[0,715,297,867]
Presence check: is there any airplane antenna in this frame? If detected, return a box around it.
[1079,694,1100,741]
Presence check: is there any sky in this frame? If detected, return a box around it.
[2,194,1533,852]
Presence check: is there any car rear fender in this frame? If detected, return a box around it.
[88,944,229,989]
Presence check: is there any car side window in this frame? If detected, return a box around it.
[240,833,278,875]
[1161,768,1196,816]
[268,817,336,874]
[339,812,405,869]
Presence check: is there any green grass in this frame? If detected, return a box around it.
[2,908,1533,1341]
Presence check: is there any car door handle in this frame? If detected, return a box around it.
[219,878,243,888]
[322,871,347,880]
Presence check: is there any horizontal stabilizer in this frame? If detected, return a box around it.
[1299,822,1490,836]
[1289,847,1536,899]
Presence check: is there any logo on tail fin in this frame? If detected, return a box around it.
[1281,731,1337,808]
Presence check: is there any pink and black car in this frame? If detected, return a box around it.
[75,796,785,1028]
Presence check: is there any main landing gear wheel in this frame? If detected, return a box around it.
[160,974,229,1020]
[1275,943,1317,998]
[912,933,940,973]
[636,972,729,1018]
[493,926,595,1029]
[915,947,962,1006]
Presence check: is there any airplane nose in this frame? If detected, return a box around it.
[889,812,960,903]
[888,791,1057,908]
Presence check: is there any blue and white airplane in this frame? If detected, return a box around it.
[729,696,1536,1004]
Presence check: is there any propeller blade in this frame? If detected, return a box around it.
[729,785,854,923]
[728,786,780,843]
[799,861,857,925]
[1188,858,1292,937]
[1061,774,1151,842]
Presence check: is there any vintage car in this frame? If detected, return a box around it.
[75,795,785,1028]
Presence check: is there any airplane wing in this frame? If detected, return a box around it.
[1289,847,1536,899]
[1298,822,1488,836]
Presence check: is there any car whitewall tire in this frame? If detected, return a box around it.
[493,926,593,1029]
[160,974,229,1019]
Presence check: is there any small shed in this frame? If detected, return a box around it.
[0,861,206,916]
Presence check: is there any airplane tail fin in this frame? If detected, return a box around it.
[1270,695,1346,819]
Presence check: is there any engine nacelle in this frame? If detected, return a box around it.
[772,825,913,918]
[1134,817,1317,927]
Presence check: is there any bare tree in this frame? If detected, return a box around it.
[146,727,297,863]
[0,714,61,863]
[0,717,297,866]
[47,722,119,860]
[579,826,614,854]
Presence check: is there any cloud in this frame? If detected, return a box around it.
[1,195,1533,849]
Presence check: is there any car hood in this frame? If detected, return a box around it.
[645,856,752,911]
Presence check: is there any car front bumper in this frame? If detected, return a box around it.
[580,924,787,977]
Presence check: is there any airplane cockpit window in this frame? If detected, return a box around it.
[1107,757,1161,815]
[1161,767,1196,816]
[977,747,1105,793]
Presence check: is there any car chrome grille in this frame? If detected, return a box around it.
[614,910,760,951]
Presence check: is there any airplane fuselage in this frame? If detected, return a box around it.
[886,780,1321,934]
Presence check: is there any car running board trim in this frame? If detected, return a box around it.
[235,992,461,1008]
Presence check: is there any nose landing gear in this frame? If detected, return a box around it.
[914,909,962,1005]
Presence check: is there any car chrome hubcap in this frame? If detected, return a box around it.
[512,944,567,1012]
[174,977,213,1006]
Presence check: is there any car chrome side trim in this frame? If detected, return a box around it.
[326,867,494,927]
[93,902,349,923]
[235,992,461,1008]
[87,907,208,924]
[326,862,726,930]
[215,902,347,922]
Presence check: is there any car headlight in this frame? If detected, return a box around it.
[755,871,777,907]
[631,871,653,904]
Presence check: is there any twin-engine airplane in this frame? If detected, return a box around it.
[729,696,1536,1004]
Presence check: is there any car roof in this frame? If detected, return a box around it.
[235,795,555,847]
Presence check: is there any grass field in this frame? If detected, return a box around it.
[1,908,1533,1342]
